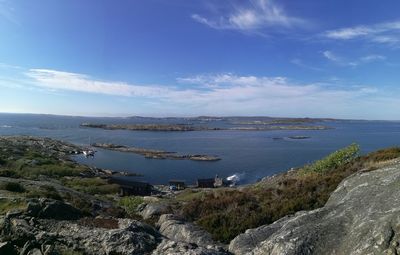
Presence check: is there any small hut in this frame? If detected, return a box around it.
[109,178,152,196]
[169,180,186,190]
[197,178,215,188]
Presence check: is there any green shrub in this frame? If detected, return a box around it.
[304,143,360,173]
[118,196,144,216]
[0,182,25,193]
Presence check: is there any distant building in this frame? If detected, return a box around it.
[169,180,186,190]
[197,178,215,188]
[109,178,152,196]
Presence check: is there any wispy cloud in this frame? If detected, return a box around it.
[0,0,19,25]
[322,51,386,67]
[192,0,307,34]
[324,20,400,46]
[0,66,384,117]
[26,69,176,98]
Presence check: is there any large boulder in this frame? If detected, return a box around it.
[54,219,161,255]
[138,202,172,220]
[229,164,400,255]
[26,199,82,220]
[156,214,228,254]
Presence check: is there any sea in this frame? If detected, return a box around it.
[1,113,400,185]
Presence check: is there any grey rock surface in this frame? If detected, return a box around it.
[157,214,220,249]
[152,239,229,255]
[229,165,400,255]
[138,202,172,220]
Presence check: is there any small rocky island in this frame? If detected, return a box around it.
[92,143,221,161]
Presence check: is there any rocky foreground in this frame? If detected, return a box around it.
[229,162,400,255]
[2,136,400,254]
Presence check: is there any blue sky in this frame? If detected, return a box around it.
[1,0,400,119]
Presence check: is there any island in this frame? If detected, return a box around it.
[81,122,331,132]
[80,123,221,131]
[92,143,221,161]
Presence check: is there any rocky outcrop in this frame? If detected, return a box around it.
[26,199,83,220]
[156,214,228,254]
[138,202,172,220]
[229,164,400,255]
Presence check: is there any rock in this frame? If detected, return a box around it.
[27,248,43,255]
[53,219,160,255]
[157,214,224,251]
[152,239,229,255]
[26,199,82,220]
[138,203,172,220]
[229,165,400,255]
[0,241,17,255]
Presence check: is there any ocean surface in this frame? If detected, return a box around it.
[1,113,400,185]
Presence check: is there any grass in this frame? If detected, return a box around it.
[0,198,27,214]
[62,177,119,195]
[179,145,400,243]
[118,196,144,217]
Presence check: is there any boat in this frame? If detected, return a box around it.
[82,137,96,158]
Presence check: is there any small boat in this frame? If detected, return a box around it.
[83,137,96,158]
[83,149,95,158]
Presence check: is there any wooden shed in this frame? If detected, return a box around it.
[197,178,215,188]
[109,178,152,196]
[169,180,186,190]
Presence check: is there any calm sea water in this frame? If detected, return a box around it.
[1,113,400,185]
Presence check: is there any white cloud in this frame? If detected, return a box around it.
[322,51,341,62]
[324,21,400,46]
[26,69,175,98]
[15,67,391,117]
[322,51,386,67]
[192,0,306,33]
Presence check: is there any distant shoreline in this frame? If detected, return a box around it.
[80,122,332,132]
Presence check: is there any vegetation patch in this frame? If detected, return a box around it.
[0,181,26,193]
[62,177,119,195]
[118,196,144,217]
[0,198,27,214]
[179,145,400,243]
[26,185,63,200]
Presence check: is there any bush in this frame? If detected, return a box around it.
[304,143,360,173]
[0,182,25,193]
[118,196,144,216]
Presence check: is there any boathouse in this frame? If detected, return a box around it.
[197,178,215,188]
[169,180,186,190]
[109,178,152,196]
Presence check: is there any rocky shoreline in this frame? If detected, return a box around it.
[92,143,221,161]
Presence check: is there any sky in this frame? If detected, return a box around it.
[1,0,400,119]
